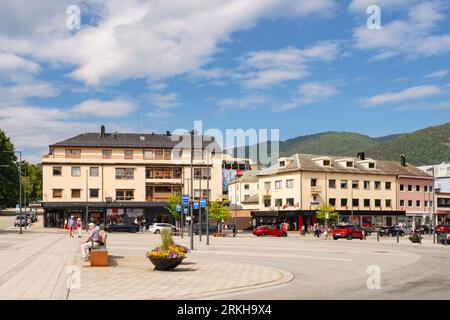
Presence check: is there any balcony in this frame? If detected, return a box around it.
[310,186,322,194]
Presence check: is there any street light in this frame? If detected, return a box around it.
[0,150,22,234]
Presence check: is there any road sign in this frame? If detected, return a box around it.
[193,202,200,210]
[183,207,188,215]
[176,204,181,212]
[181,195,189,206]
[186,216,191,221]
[200,199,207,208]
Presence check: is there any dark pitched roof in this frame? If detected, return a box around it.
[51,132,221,151]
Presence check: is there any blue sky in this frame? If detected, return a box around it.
[0,0,449,162]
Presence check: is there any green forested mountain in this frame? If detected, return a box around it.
[229,122,450,166]
[366,122,450,165]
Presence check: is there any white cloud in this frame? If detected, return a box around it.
[348,0,419,12]
[362,85,442,107]
[0,53,40,73]
[352,1,450,60]
[394,100,450,111]
[425,69,448,79]
[72,99,137,117]
[272,82,338,112]
[0,78,59,103]
[217,95,269,111]
[236,41,341,88]
[148,92,181,110]
[0,0,336,86]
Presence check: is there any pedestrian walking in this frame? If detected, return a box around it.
[76,218,83,238]
[68,216,76,237]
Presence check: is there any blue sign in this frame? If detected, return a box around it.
[193,202,200,210]
[183,207,188,215]
[200,199,207,208]
[181,195,189,206]
[176,204,181,212]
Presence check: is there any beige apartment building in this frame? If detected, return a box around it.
[42,126,222,228]
[228,170,260,210]
[252,153,431,231]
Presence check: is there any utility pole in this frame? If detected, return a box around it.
[85,169,89,227]
[190,130,194,251]
[206,149,210,245]
[199,155,202,242]
[432,165,436,244]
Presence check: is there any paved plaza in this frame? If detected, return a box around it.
[0,216,450,300]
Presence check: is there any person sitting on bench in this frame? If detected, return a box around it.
[81,223,101,261]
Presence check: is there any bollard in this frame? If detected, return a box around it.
[446,231,448,247]
[419,232,422,245]
[377,232,380,242]
[396,231,399,244]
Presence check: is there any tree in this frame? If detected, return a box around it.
[315,204,339,225]
[165,193,181,227]
[21,161,43,205]
[208,200,231,232]
[0,129,19,209]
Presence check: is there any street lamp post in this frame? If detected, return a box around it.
[206,149,210,246]
[190,130,194,251]
[1,150,22,234]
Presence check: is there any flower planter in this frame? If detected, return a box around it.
[409,235,420,243]
[148,257,184,271]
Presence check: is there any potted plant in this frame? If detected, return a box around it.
[146,229,189,271]
[409,232,421,243]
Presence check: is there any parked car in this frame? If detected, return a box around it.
[375,226,390,237]
[14,215,31,227]
[435,225,450,233]
[27,212,37,223]
[148,223,177,234]
[192,223,218,235]
[332,224,364,240]
[415,224,433,234]
[387,226,406,237]
[253,225,287,237]
[104,222,139,233]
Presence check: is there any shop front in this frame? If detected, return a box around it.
[250,210,316,233]
[43,202,171,228]
[337,210,406,227]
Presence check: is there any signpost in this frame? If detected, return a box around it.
[193,202,200,210]
[200,199,207,208]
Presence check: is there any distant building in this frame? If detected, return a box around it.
[418,162,450,224]
[228,170,260,210]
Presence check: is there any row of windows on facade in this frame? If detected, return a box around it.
[52,166,210,180]
[64,148,208,159]
[262,179,433,192]
[262,198,434,208]
[263,198,393,208]
[52,187,209,200]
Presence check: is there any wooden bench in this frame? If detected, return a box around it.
[90,231,108,267]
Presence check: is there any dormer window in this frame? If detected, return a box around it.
[368,162,375,169]
[323,160,331,166]
[346,161,354,168]
[279,161,285,167]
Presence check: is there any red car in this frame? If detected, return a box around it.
[253,225,287,237]
[435,225,450,233]
[332,224,364,240]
